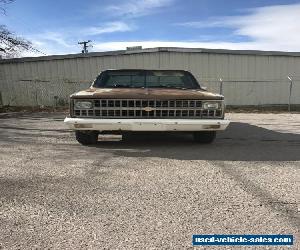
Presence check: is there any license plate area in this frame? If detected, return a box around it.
[132,122,166,131]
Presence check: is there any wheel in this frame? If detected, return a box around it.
[75,131,98,145]
[193,131,216,143]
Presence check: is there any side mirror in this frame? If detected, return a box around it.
[201,86,207,91]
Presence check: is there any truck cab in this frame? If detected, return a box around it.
[64,69,230,144]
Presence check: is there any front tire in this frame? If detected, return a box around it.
[193,131,216,143]
[75,131,98,145]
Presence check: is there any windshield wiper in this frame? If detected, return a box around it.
[108,84,188,89]
[147,85,187,90]
[173,86,187,90]
[111,84,136,88]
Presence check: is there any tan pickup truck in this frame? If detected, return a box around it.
[64,69,230,144]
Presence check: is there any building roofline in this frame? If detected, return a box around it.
[1,47,300,64]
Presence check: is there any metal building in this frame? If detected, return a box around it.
[0,47,299,107]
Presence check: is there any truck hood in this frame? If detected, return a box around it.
[71,88,223,100]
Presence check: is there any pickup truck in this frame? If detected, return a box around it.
[64,69,230,144]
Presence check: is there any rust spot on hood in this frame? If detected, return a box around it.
[71,88,223,100]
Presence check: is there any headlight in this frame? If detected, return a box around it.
[74,101,93,109]
[203,102,220,110]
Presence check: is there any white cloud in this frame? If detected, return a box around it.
[17,40,248,58]
[35,32,73,48]
[19,22,134,57]
[177,20,225,29]
[230,4,300,47]
[84,22,133,36]
[16,37,299,58]
[177,3,300,51]
[91,40,273,52]
[105,0,173,18]
[23,31,77,56]
[14,3,300,57]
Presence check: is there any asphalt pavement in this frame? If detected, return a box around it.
[0,112,299,249]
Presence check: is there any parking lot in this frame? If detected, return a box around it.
[0,112,299,249]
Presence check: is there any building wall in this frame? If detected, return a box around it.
[0,49,300,106]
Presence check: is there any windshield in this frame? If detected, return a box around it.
[93,70,200,89]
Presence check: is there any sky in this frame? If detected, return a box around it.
[1,0,300,56]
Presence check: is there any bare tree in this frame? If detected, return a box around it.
[0,25,33,57]
[0,0,44,57]
[0,0,14,15]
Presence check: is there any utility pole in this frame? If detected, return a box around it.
[287,76,293,112]
[78,40,92,53]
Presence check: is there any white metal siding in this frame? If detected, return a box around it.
[0,50,299,106]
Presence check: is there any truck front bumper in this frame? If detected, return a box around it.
[64,117,230,131]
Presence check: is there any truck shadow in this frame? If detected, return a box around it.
[90,122,300,161]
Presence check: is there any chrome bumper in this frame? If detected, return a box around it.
[64,118,230,131]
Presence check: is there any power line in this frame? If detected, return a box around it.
[78,40,92,53]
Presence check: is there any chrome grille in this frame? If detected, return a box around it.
[73,99,223,119]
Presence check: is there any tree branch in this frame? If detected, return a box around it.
[0,1,45,57]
